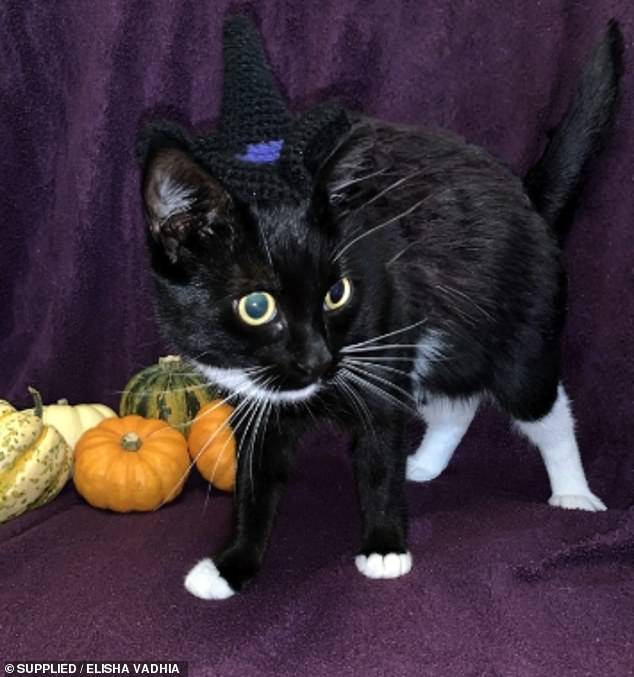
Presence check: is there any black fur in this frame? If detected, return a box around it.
[139,22,623,593]
[525,19,624,232]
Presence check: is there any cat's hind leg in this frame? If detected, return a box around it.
[406,394,480,482]
[513,384,606,511]
[493,349,606,511]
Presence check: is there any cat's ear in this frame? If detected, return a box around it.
[141,137,234,265]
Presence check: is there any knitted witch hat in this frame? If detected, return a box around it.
[212,16,292,149]
[191,16,351,202]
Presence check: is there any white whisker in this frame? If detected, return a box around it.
[333,198,426,262]
[342,355,414,363]
[330,167,388,193]
[353,168,424,212]
[187,374,270,426]
[342,343,420,353]
[343,361,415,403]
[332,185,458,263]
[232,387,270,467]
[334,373,376,437]
[342,357,411,379]
[246,392,273,494]
[341,368,417,416]
[201,398,254,513]
[386,241,418,266]
[260,397,275,458]
[342,318,427,351]
[435,284,494,322]
[189,376,268,470]
[156,396,249,514]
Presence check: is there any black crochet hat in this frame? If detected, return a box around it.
[186,16,351,202]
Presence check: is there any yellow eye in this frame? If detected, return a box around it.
[237,292,277,326]
[324,277,352,311]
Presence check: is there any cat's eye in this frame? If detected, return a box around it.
[324,277,352,311]
[237,292,277,326]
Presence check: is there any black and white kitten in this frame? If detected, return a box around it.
[139,23,622,599]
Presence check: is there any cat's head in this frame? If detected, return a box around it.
[140,129,363,404]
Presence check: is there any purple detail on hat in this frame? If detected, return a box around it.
[236,139,284,163]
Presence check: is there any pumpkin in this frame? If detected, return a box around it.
[74,415,190,512]
[0,388,73,523]
[25,398,116,450]
[188,401,237,492]
[119,355,214,437]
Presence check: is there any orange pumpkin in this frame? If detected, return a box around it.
[188,401,236,492]
[74,415,190,512]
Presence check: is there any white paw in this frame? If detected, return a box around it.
[406,456,443,482]
[548,493,607,512]
[355,551,413,579]
[184,558,235,600]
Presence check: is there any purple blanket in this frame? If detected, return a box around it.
[1,1,633,675]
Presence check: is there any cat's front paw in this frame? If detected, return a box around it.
[355,552,413,579]
[406,456,443,482]
[549,493,607,512]
[184,558,235,600]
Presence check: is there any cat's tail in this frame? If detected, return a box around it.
[524,19,624,231]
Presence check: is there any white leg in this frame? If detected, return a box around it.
[355,552,413,579]
[514,384,606,511]
[407,395,479,482]
[184,559,235,600]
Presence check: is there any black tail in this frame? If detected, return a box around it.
[525,19,624,231]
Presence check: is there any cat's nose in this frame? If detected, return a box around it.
[294,343,333,380]
[295,356,332,379]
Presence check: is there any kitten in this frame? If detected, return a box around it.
[138,21,623,599]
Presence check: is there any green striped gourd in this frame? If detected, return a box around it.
[119,355,214,437]
[0,388,73,523]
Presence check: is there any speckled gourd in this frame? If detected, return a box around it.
[0,388,73,523]
[119,355,214,437]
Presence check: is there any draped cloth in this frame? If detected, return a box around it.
[1,1,632,674]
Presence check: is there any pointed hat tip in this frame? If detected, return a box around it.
[223,14,260,41]
[217,11,291,143]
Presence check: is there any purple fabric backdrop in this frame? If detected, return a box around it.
[1,1,633,675]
